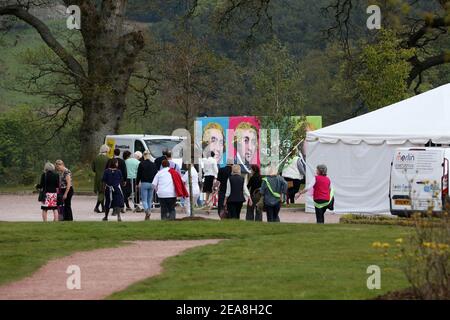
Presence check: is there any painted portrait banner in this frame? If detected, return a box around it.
[195,117,228,166]
[227,116,261,174]
[194,116,322,170]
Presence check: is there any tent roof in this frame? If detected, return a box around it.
[307,83,450,145]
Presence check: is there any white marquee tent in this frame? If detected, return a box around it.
[305,83,450,214]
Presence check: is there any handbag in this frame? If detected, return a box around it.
[256,194,265,212]
[38,173,46,202]
[38,190,45,202]
[219,204,228,219]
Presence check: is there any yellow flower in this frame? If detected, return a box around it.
[382,243,390,249]
[372,241,382,248]
[438,243,449,250]
[395,238,403,244]
[423,242,432,248]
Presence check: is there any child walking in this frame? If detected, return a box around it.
[102,158,125,222]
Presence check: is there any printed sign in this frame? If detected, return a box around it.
[105,138,115,159]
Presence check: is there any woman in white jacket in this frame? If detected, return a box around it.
[182,165,201,216]
[281,154,306,206]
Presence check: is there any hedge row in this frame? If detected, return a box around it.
[340,214,416,227]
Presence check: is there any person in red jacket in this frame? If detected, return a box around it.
[296,164,334,224]
[152,160,188,220]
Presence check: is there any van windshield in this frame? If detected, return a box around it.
[144,139,182,158]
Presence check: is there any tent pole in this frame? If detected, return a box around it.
[277,139,304,170]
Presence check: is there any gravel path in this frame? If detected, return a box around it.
[0,240,222,300]
[0,194,339,300]
[0,195,340,223]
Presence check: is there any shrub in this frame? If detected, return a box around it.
[372,213,449,299]
[340,214,416,227]
[400,213,449,299]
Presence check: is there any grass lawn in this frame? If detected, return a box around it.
[0,166,94,194]
[0,221,411,299]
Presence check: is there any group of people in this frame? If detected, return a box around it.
[219,163,289,222]
[92,145,190,221]
[198,150,334,223]
[37,144,334,224]
[36,160,74,222]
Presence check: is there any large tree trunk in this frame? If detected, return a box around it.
[77,0,144,162]
[79,89,127,162]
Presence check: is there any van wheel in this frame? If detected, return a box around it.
[391,210,410,218]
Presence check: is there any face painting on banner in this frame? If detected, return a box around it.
[228,116,261,174]
[196,117,228,166]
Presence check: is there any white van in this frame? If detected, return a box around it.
[389,147,449,216]
[104,134,185,166]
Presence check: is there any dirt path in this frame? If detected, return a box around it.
[0,195,341,223]
[0,239,222,300]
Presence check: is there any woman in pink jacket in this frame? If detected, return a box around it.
[296,164,334,224]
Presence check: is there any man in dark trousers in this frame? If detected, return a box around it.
[106,148,128,213]
[217,163,232,217]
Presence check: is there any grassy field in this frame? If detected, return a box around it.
[0,221,410,299]
[0,166,94,194]
[0,20,73,111]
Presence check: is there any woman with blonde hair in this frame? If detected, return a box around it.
[224,164,252,219]
[36,162,60,222]
[55,159,74,221]
[92,144,110,213]
[137,150,158,220]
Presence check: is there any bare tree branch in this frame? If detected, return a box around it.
[0,4,86,81]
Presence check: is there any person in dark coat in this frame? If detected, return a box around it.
[260,167,288,222]
[106,148,128,181]
[137,150,158,220]
[92,144,110,213]
[217,163,232,216]
[36,162,60,222]
[154,149,168,172]
[246,164,262,221]
[55,159,74,221]
[102,158,125,222]
[224,165,252,219]
[106,148,127,213]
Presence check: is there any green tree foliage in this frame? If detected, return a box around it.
[0,106,81,185]
[299,43,358,125]
[356,29,415,111]
[252,38,305,116]
[250,37,306,164]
